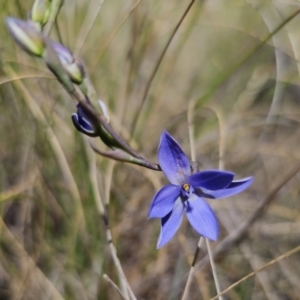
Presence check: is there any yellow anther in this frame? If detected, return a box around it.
[182,183,190,191]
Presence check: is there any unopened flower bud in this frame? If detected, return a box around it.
[6,17,45,57]
[30,0,51,29]
[50,41,85,84]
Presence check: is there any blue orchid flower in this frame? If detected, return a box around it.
[148,131,253,248]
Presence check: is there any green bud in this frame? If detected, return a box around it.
[6,17,45,57]
[50,41,85,84]
[31,0,51,28]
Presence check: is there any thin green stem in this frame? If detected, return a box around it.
[54,19,63,44]
[74,0,104,55]
[44,0,64,36]
[206,239,224,300]
[90,0,141,75]
[181,96,203,300]
[131,0,196,137]
[181,237,203,300]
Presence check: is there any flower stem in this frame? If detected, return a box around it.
[182,84,203,300]
[206,105,225,299]
[206,238,224,300]
[130,0,196,137]
[181,237,203,300]
[44,0,63,36]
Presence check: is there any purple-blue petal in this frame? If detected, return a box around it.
[189,170,234,190]
[77,104,94,131]
[185,194,219,241]
[157,198,184,248]
[51,40,73,64]
[148,184,181,218]
[158,131,191,185]
[199,177,253,199]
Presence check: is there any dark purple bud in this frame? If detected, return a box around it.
[71,103,98,137]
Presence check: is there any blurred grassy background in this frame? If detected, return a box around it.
[1,0,300,299]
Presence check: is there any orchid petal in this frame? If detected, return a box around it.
[186,194,218,241]
[71,113,98,137]
[158,131,191,185]
[157,198,184,248]
[77,104,94,131]
[51,40,73,64]
[199,177,253,199]
[189,170,234,190]
[148,184,181,218]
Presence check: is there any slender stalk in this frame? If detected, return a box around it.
[44,0,64,36]
[181,237,203,300]
[202,106,226,300]
[181,96,204,300]
[74,0,104,55]
[206,239,224,300]
[187,99,196,163]
[90,0,141,75]
[183,103,226,300]
[246,1,289,143]
[54,19,63,44]
[131,0,196,136]
[103,274,128,300]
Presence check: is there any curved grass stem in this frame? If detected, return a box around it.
[90,0,141,75]
[183,98,226,300]
[131,0,196,137]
